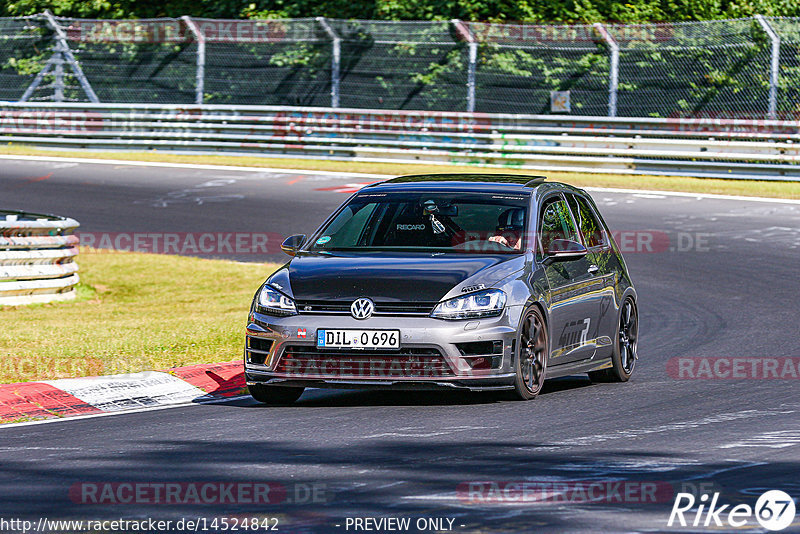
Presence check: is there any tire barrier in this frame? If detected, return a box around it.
[0,209,80,306]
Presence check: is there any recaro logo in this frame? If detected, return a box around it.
[668,490,796,531]
[351,298,375,320]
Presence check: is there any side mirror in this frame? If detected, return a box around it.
[542,239,587,265]
[280,234,306,257]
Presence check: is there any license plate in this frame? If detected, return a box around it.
[316,329,400,349]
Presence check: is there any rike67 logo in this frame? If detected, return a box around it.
[668,490,796,531]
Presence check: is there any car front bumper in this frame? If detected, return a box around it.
[244,307,522,392]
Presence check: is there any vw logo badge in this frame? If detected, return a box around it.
[351,298,374,320]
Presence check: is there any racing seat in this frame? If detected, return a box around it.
[382,203,454,248]
[382,205,432,247]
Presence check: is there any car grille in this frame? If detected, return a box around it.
[275,345,453,378]
[295,300,437,317]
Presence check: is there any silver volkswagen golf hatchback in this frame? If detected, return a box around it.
[245,174,638,403]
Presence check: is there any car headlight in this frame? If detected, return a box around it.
[431,289,506,320]
[257,284,297,316]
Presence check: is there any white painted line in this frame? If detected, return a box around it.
[0,154,386,179]
[0,394,252,430]
[361,425,496,439]
[518,408,797,449]
[44,371,205,412]
[683,461,766,481]
[718,430,800,449]
[1,154,799,204]
[583,186,800,205]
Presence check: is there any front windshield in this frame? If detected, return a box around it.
[309,191,529,254]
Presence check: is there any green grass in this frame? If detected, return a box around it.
[2,145,800,200]
[0,251,278,384]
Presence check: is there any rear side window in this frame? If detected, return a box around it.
[566,194,608,248]
[538,196,579,253]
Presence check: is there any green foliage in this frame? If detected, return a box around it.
[3,1,799,117]
[3,54,46,75]
[3,0,800,22]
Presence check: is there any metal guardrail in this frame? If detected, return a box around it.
[0,210,80,306]
[1,102,799,180]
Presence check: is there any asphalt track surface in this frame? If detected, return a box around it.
[1,157,799,533]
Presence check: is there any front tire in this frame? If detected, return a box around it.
[510,306,549,400]
[248,384,304,405]
[590,296,638,383]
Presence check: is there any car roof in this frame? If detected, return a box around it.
[364,173,585,196]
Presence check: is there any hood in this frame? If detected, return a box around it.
[273,251,519,303]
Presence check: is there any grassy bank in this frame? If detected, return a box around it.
[0,251,278,384]
[2,146,799,200]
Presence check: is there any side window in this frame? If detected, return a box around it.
[566,194,608,248]
[538,196,579,253]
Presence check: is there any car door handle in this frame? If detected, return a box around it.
[587,264,599,275]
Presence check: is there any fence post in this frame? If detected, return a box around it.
[52,41,65,101]
[316,17,340,108]
[452,19,476,113]
[38,10,99,103]
[182,16,206,105]
[755,15,779,120]
[593,23,619,118]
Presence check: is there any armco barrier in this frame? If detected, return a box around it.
[0,210,80,306]
[1,102,800,180]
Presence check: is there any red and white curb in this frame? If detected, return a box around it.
[0,360,245,423]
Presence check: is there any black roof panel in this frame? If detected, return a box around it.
[366,173,549,193]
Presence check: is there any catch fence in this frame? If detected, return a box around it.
[2,14,800,119]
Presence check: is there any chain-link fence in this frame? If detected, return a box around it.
[2,13,800,119]
[466,22,610,116]
[60,17,197,103]
[0,17,52,102]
